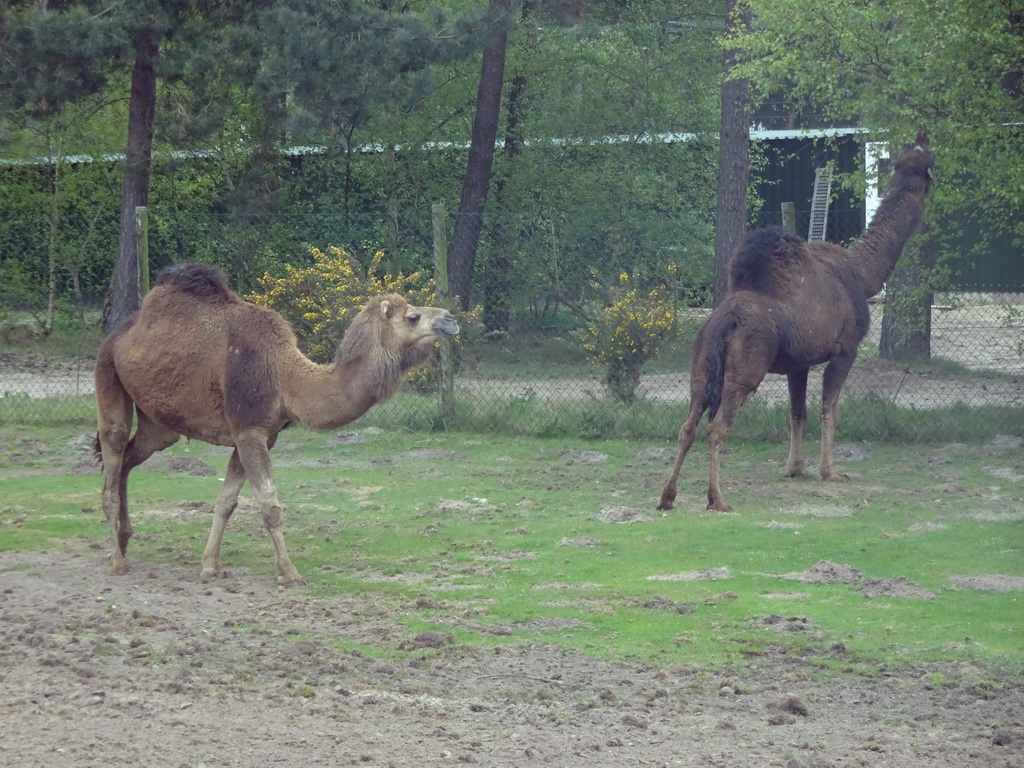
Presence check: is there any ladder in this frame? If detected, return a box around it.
[807,166,833,241]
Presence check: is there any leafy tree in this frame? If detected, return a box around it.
[732,0,1024,358]
[2,0,492,332]
[0,1,275,332]
[0,3,126,332]
[490,1,721,321]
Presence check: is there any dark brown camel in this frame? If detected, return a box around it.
[658,133,934,513]
[94,263,459,585]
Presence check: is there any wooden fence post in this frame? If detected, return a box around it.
[432,202,456,428]
[135,206,150,298]
[781,202,796,235]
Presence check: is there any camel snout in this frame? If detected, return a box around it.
[435,314,460,337]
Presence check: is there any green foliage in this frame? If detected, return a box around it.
[0,2,128,117]
[576,270,687,403]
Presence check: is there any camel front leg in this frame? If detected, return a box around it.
[234,432,306,586]
[785,369,809,477]
[200,449,247,582]
[819,356,855,481]
[657,398,705,511]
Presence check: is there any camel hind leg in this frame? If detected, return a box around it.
[705,381,758,513]
[95,359,179,573]
[103,411,180,573]
[96,372,134,574]
[784,369,809,477]
[657,395,706,511]
[200,449,247,581]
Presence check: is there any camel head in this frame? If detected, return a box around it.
[374,294,460,340]
[894,132,934,194]
[336,293,459,369]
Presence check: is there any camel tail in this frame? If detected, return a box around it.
[155,262,231,300]
[702,313,737,422]
[92,434,103,467]
[728,226,807,294]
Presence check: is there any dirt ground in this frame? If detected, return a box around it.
[2,549,1022,768]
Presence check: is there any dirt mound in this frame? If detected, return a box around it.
[595,506,651,524]
[950,575,1024,592]
[859,576,936,600]
[782,561,936,600]
[783,559,865,584]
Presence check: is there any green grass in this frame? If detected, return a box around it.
[2,423,1021,675]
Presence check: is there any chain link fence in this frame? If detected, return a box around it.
[2,207,1023,439]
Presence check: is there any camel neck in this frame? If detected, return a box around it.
[850,183,927,299]
[281,358,381,431]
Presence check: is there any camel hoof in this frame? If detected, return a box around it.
[107,554,130,575]
[278,575,308,587]
[657,488,677,511]
[821,471,850,482]
[706,501,732,513]
[200,568,229,582]
[785,467,806,478]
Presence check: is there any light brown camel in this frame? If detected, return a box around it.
[94,262,459,585]
[658,133,934,513]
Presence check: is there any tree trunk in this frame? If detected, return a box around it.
[106,29,158,335]
[384,143,400,259]
[483,0,537,332]
[447,0,512,312]
[713,0,751,307]
[879,232,935,360]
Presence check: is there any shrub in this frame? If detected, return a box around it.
[578,270,686,403]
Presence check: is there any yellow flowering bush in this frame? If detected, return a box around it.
[247,246,440,363]
[578,269,684,403]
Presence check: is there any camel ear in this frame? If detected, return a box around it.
[379,300,392,319]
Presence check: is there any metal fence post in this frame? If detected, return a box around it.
[432,202,456,428]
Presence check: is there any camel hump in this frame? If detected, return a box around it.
[728,226,807,294]
[155,263,232,300]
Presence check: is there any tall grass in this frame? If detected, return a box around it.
[9,387,1024,444]
[359,390,1024,444]
[0,393,96,427]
